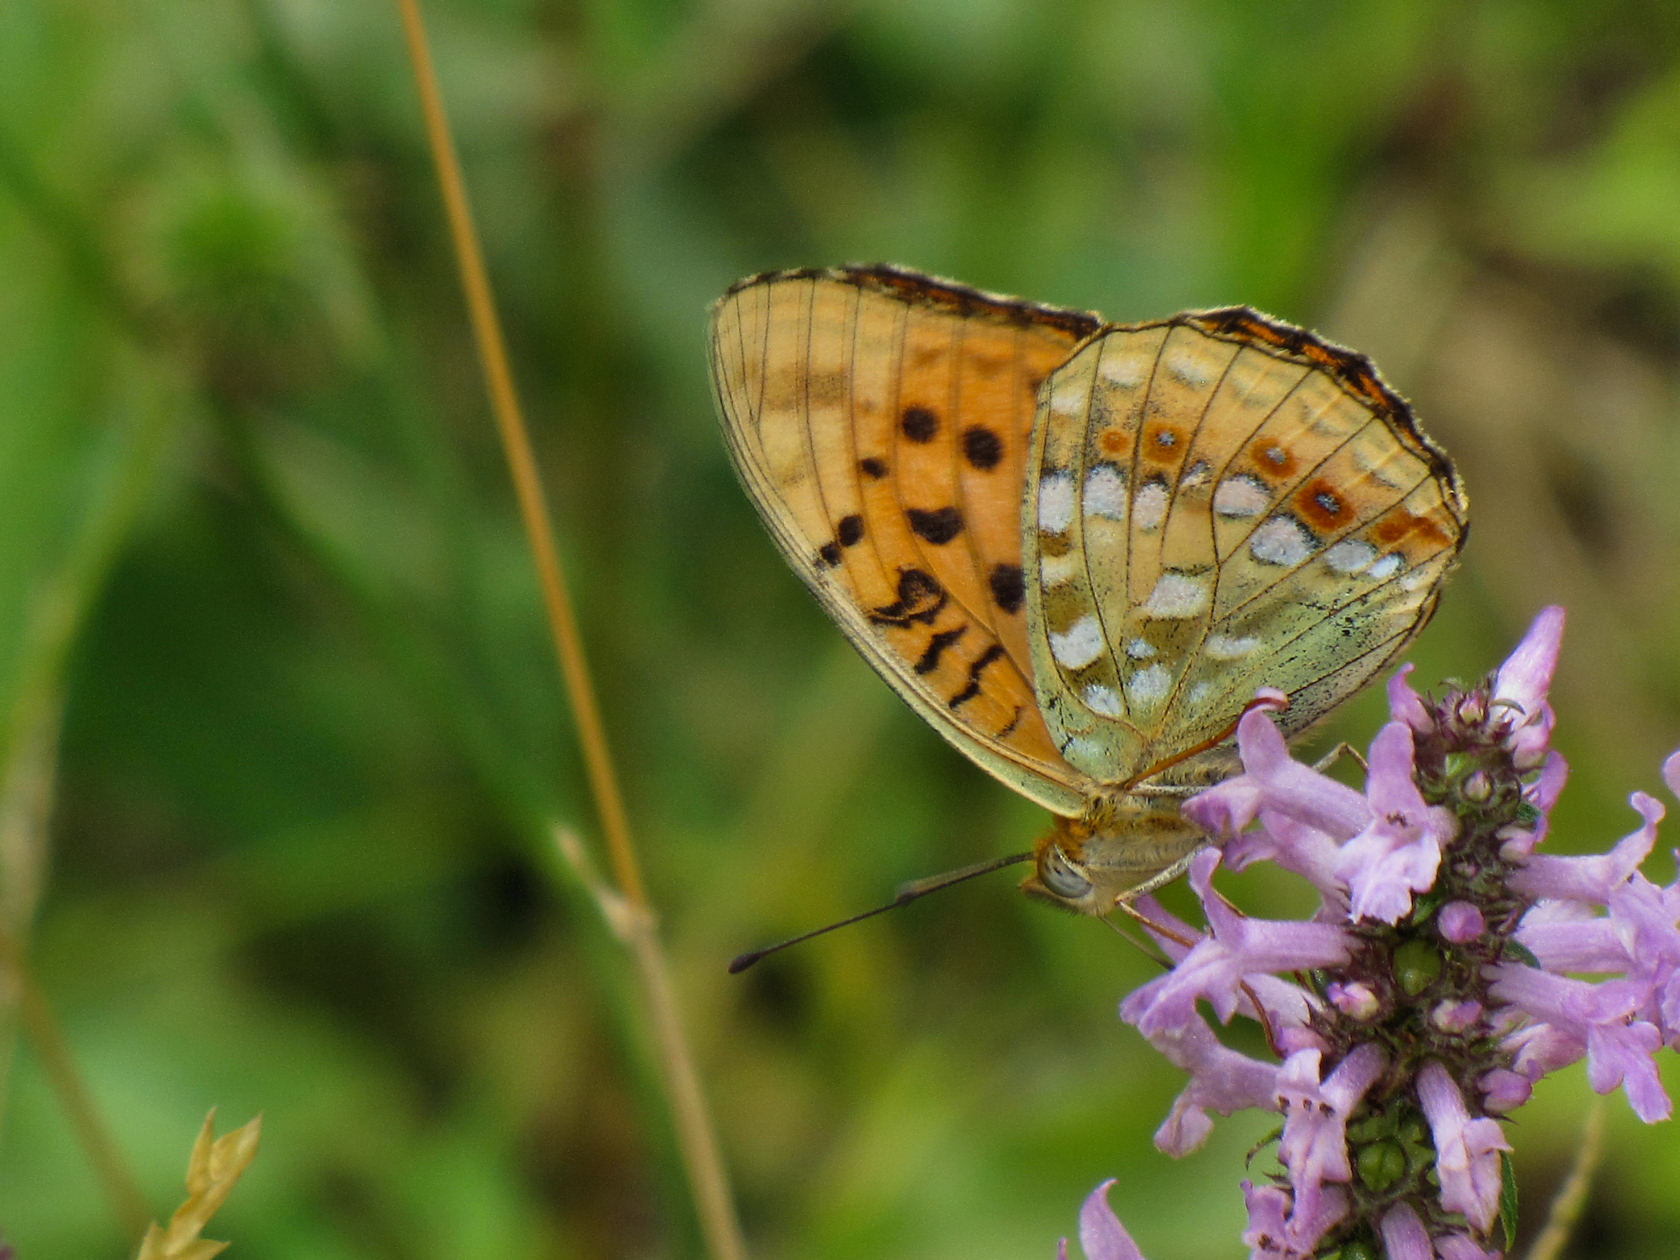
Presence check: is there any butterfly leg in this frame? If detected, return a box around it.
[1311,742,1368,775]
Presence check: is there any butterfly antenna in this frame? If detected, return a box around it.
[728,851,1033,973]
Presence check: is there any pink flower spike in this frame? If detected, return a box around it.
[1418,1062,1509,1231]
[1493,605,1565,717]
[1377,1202,1434,1260]
[1058,1181,1146,1260]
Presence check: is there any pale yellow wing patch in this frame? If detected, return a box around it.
[1024,308,1467,784]
[710,266,1103,815]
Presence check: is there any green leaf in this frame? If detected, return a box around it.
[1500,1149,1520,1251]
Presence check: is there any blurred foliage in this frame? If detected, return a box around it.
[1,0,1680,1256]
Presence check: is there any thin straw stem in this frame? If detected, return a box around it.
[0,927,149,1237]
[393,5,745,1256]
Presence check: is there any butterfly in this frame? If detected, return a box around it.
[709,265,1467,914]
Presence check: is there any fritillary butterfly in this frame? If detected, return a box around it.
[709,266,1467,914]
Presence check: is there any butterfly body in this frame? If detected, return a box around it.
[710,266,1466,914]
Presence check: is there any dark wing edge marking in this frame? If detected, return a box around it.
[718,264,1105,342]
[1182,306,1469,552]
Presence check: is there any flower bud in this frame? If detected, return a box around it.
[1329,981,1381,1021]
[1479,1069,1533,1113]
[1431,999,1482,1033]
[1438,901,1485,943]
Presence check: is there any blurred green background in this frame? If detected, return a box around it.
[3,0,1680,1256]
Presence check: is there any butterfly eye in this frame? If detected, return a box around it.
[1038,844,1093,902]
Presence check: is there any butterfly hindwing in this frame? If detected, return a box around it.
[1024,309,1468,784]
[710,266,1103,815]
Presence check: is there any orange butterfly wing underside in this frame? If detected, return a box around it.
[709,266,1101,815]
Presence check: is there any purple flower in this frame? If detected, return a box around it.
[1064,608,1680,1258]
[1416,1063,1509,1230]
[1378,1202,1432,1260]
[1145,1011,1280,1155]
[1331,723,1455,923]
[1121,851,1350,1038]
[1275,1043,1385,1227]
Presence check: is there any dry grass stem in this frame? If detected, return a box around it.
[1523,1101,1604,1260]
[0,925,149,1237]
[395,3,745,1255]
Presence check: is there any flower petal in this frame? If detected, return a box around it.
[1493,605,1565,716]
[1069,1181,1147,1260]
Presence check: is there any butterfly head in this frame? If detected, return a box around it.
[1020,794,1206,915]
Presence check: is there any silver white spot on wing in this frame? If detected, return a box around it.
[1249,515,1315,567]
[1082,683,1124,718]
[1205,633,1262,660]
[1368,553,1403,581]
[1214,475,1270,518]
[1124,638,1156,660]
[1063,735,1107,765]
[1083,464,1128,521]
[1325,538,1378,574]
[1038,472,1075,534]
[1125,663,1172,709]
[1142,572,1209,619]
[1050,616,1106,670]
[1047,377,1092,419]
[1133,480,1169,531]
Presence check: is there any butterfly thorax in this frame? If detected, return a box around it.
[1021,752,1237,915]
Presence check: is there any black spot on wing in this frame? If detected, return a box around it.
[988,563,1024,614]
[901,405,939,443]
[907,506,964,544]
[837,514,865,546]
[859,456,888,479]
[961,425,1003,470]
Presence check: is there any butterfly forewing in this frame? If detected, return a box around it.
[1025,309,1467,784]
[710,267,1104,815]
